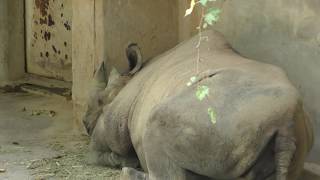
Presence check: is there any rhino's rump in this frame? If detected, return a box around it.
[143,68,298,178]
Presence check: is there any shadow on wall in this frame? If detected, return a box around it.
[0,0,25,84]
[214,0,320,163]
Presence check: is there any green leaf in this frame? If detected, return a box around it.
[199,0,208,6]
[185,0,196,17]
[204,8,221,25]
[203,22,208,29]
[208,107,217,124]
[187,76,197,86]
[196,85,209,101]
[190,76,197,83]
[200,0,217,6]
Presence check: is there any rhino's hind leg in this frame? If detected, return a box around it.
[88,140,139,168]
[88,147,140,168]
[275,127,296,180]
[142,122,191,180]
[120,167,147,180]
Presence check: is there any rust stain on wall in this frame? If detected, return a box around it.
[63,21,71,31]
[43,31,51,41]
[48,14,55,26]
[35,0,49,16]
[26,0,73,82]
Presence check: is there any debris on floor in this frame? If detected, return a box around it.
[0,92,120,179]
[21,108,57,117]
[28,137,121,179]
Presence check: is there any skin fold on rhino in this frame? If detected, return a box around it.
[83,30,314,180]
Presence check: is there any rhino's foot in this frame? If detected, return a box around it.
[120,167,147,180]
[88,150,140,168]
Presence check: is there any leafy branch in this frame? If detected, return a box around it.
[185,0,221,125]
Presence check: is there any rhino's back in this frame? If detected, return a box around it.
[126,30,293,138]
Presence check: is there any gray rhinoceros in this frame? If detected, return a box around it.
[83,30,314,180]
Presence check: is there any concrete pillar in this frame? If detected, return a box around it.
[72,0,105,131]
[0,0,25,85]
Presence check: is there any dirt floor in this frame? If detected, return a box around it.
[0,90,320,180]
[0,91,120,180]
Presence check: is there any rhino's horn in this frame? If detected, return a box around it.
[126,43,143,75]
[92,61,108,91]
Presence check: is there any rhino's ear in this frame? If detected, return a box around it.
[125,43,143,75]
[92,61,108,91]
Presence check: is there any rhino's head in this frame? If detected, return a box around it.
[83,44,142,136]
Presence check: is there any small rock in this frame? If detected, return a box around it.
[0,168,6,173]
[53,155,63,159]
[12,142,19,145]
[49,110,56,117]
[31,110,41,116]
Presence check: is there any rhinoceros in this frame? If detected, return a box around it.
[83,30,314,180]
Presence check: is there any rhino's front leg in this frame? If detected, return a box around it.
[88,115,140,168]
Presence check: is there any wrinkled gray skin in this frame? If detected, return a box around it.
[83,30,314,180]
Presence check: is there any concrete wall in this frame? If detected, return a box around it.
[214,0,320,162]
[177,0,202,42]
[103,0,179,73]
[0,0,25,85]
[25,0,73,82]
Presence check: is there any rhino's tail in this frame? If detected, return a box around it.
[274,126,296,180]
[275,102,314,180]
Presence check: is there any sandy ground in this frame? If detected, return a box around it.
[0,91,120,180]
[0,91,320,180]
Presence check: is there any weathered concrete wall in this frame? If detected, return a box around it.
[0,0,25,85]
[103,0,179,73]
[177,0,202,42]
[214,0,320,162]
[26,0,72,82]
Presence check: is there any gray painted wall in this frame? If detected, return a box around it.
[215,0,320,163]
[0,0,25,85]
